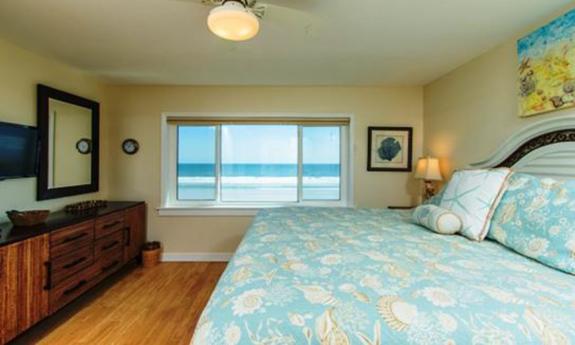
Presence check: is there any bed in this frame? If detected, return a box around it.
[191,116,575,345]
[192,207,575,345]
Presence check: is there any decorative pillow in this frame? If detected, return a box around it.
[489,173,575,275]
[412,205,462,235]
[440,168,512,241]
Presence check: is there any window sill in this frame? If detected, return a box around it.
[157,203,353,217]
[158,206,260,217]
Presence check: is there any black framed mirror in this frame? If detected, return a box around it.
[37,84,99,200]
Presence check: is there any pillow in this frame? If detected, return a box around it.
[489,173,575,275]
[440,168,512,241]
[412,205,462,235]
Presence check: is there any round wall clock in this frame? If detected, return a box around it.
[76,138,92,154]
[122,139,140,155]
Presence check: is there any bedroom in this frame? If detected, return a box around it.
[0,0,574,344]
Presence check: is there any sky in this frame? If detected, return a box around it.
[178,125,340,164]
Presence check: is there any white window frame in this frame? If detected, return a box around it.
[158,113,355,216]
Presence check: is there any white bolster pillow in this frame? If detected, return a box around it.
[412,205,462,235]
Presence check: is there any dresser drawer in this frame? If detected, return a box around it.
[49,263,99,313]
[95,213,124,239]
[50,221,94,258]
[94,231,124,259]
[96,251,124,279]
[51,244,94,286]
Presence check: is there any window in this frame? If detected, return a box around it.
[162,115,352,212]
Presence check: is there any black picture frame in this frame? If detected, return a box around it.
[367,126,413,172]
[37,84,100,200]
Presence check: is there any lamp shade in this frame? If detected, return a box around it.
[207,1,260,41]
[415,157,443,181]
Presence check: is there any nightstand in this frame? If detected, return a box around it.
[387,206,416,210]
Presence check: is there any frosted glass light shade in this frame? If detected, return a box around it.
[415,157,443,181]
[207,1,260,41]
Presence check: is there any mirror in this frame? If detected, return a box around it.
[37,85,99,200]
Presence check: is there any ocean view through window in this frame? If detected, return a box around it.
[168,116,350,208]
[177,126,216,200]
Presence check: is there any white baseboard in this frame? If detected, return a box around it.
[161,252,233,262]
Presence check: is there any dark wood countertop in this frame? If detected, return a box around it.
[0,201,145,248]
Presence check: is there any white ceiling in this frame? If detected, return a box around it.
[0,0,571,85]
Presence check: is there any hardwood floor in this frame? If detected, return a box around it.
[11,262,227,345]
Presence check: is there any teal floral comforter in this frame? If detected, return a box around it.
[192,208,575,345]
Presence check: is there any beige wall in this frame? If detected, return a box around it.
[424,6,575,178]
[106,86,424,254]
[0,38,108,221]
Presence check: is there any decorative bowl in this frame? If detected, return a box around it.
[6,210,50,227]
[65,200,107,213]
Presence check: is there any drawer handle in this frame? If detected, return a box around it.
[103,221,121,229]
[63,280,87,296]
[44,261,53,290]
[102,240,120,251]
[124,226,131,246]
[101,260,120,273]
[62,232,88,244]
[62,257,87,269]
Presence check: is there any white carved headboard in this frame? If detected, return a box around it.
[471,115,575,180]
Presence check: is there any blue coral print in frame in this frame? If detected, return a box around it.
[378,137,402,161]
[367,127,413,172]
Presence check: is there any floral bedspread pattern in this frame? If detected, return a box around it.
[489,173,575,275]
[192,207,575,345]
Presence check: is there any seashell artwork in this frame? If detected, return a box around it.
[518,9,575,117]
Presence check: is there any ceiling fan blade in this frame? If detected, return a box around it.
[169,0,314,20]
[200,0,223,5]
[180,0,266,18]
[261,0,319,11]
[168,0,219,6]
[247,2,266,18]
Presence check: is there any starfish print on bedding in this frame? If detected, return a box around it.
[442,184,481,213]
[476,195,494,212]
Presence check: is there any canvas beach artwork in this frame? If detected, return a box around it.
[367,127,412,172]
[518,9,575,117]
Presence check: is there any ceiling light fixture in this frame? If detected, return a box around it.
[207,0,260,41]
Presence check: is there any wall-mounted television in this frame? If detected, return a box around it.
[0,121,38,180]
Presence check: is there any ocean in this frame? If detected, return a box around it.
[178,163,340,177]
[177,163,340,201]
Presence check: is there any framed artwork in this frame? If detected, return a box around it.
[367,127,412,172]
[518,9,575,117]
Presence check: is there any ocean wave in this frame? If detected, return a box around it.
[177,176,340,186]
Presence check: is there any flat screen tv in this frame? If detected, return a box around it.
[0,121,38,180]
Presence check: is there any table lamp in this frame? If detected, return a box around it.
[415,157,443,200]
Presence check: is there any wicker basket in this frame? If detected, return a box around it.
[142,245,162,268]
[6,210,50,227]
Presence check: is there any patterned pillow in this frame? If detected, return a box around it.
[440,168,512,241]
[412,205,462,235]
[489,173,575,275]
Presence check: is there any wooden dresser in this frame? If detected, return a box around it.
[0,202,146,344]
